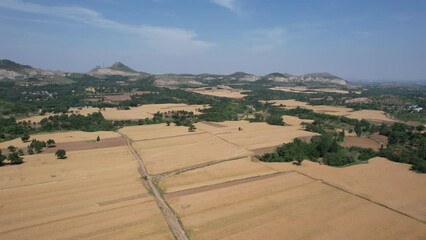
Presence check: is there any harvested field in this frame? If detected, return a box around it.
[270,86,350,94]
[188,87,248,99]
[282,115,314,126]
[196,121,318,150]
[20,104,207,123]
[343,136,382,150]
[268,157,426,222]
[271,99,395,123]
[167,171,426,240]
[42,136,126,153]
[133,132,250,174]
[159,156,277,193]
[0,131,120,149]
[119,124,198,141]
[0,146,173,239]
[103,91,151,102]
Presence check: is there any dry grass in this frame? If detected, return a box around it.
[133,132,250,175]
[196,121,318,150]
[119,124,196,141]
[0,131,120,149]
[0,146,173,239]
[159,156,277,193]
[268,157,426,222]
[188,87,248,99]
[19,104,207,123]
[167,171,425,240]
[271,99,395,123]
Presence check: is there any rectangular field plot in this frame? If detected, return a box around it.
[158,156,277,193]
[119,124,198,142]
[0,131,121,150]
[133,133,250,175]
[0,146,173,240]
[166,172,426,240]
[268,157,426,222]
[197,121,317,150]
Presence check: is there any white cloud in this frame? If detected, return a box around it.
[247,27,286,53]
[211,0,241,14]
[0,0,215,54]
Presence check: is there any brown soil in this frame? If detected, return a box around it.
[43,137,127,153]
[164,172,287,199]
[343,136,382,150]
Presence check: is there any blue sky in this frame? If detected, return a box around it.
[0,0,425,81]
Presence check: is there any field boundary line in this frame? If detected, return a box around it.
[131,131,207,142]
[293,170,426,224]
[164,171,293,199]
[152,155,250,181]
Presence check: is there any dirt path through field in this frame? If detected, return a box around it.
[120,133,189,240]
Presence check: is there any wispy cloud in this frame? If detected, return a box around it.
[247,27,286,53]
[211,0,242,14]
[0,0,214,54]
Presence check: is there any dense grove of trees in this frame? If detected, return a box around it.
[378,122,426,173]
[259,133,377,167]
[40,112,115,132]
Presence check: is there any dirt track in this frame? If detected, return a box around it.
[120,133,189,240]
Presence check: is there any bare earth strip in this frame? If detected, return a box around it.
[342,136,382,150]
[167,171,426,240]
[0,146,173,239]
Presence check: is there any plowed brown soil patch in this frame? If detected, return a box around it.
[343,136,381,150]
[43,136,126,153]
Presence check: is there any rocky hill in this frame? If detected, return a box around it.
[0,59,348,86]
[0,59,66,80]
[263,72,347,85]
[88,62,146,77]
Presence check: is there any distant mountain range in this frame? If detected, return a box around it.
[0,59,348,86]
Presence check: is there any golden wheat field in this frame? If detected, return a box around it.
[1,117,425,240]
[0,146,173,239]
[271,99,395,123]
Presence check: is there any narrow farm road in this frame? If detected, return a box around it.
[120,133,189,240]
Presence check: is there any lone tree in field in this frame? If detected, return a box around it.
[8,152,23,165]
[46,139,56,148]
[55,149,67,159]
[96,136,100,141]
[7,145,16,153]
[188,124,197,132]
[21,133,30,142]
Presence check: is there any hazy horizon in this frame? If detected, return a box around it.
[1,0,425,81]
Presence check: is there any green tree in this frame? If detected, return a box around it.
[55,149,67,159]
[27,146,34,155]
[7,145,16,153]
[416,125,425,132]
[355,124,362,137]
[21,133,30,142]
[17,149,24,156]
[188,124,197,132]
[46,139,56,148]
[8,152,23,165]
[0,150,6,166]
